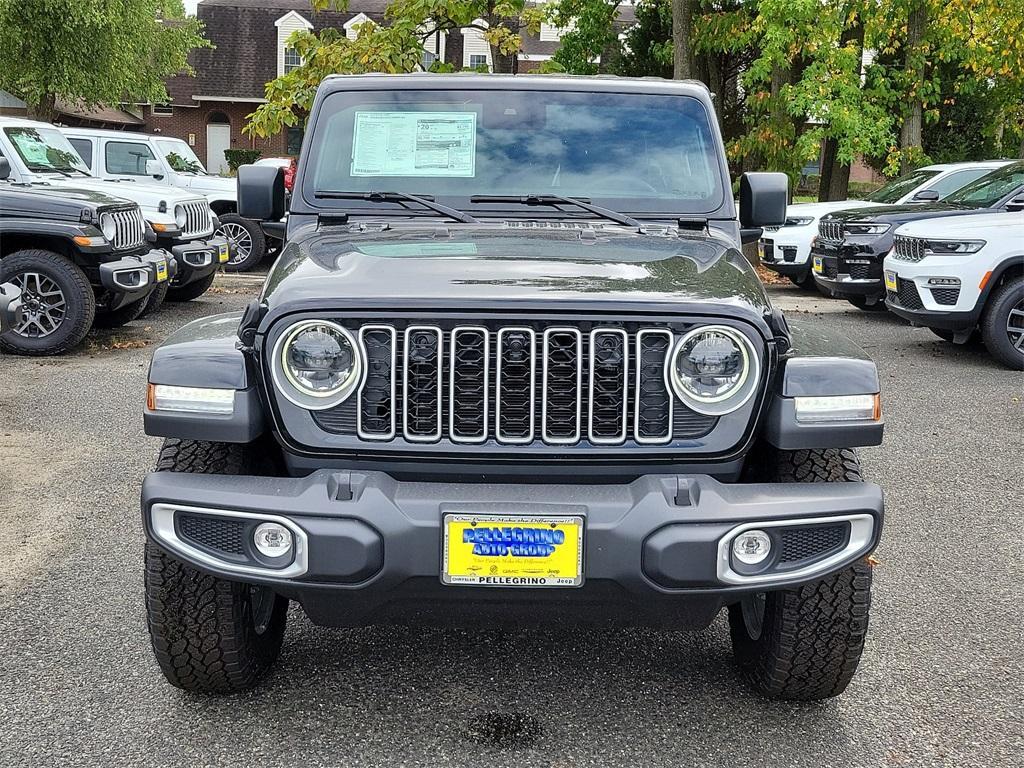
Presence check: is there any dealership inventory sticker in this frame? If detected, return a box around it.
[351,111,476,177]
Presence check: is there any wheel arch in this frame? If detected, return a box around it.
[210,199,238,216]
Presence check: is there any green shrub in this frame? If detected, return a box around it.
[223,148,262,172]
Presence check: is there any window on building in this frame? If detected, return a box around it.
[67,137,93,170]
[105,140,156,176]
[283,47,302,73]
[468,54,488,69]
[421,49,437,71]
[152,104,173,117]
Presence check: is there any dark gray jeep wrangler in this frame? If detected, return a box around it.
[141,75,885,701]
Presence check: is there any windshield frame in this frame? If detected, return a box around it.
[3,126,92,176]
[295,82,732,222]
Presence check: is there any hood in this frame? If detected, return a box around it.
[822,201,986,225]
[787,200,884,218]
[177,173,236,199]
[42,176,207,212]
[0,182,133,220]
[895,211,1024,239]
[260,224,772,327]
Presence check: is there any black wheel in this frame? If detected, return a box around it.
[980,276,1024,370]
[166,271,216,302]
[217,214,266,272]
[730,448,873,701]
[788,272,817,291]
[137,280,169,319]
[0,249,95,356]
[145,439,288,694]
[929,327,955,343]
[93,280,168,329]
[846,295,887,312]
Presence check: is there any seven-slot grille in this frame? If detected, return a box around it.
[312,321,722,448]
[818,220,844,242]
[106,206,146,250]
[180,200,213,237]
[892,235,927,262]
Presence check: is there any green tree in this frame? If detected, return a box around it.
[246,0,544,139]
[0,0,209,122]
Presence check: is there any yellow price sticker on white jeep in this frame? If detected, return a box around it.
[155,261,168,282]
[884,270,898,292]
[442,514,584,587]
[217,243,229,263]
[813,256,824,274]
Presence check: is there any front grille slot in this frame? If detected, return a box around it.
[818,220,844,242]
[331,320,719,449]
[181,200,211,237]
[542,328,583,444]
[403,326,442,441]
[108,207,146,250]
[893,235,926,262]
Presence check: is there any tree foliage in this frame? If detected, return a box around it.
[0,0,209,121]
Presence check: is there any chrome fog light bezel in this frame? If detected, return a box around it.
[111,267,150,290]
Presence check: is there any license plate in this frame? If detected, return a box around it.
[155,260,168,282]
[217,243,229,264]
[885,270,898,292]
[442,514,584,587]
[757,241,765,259]
[813,256,824,274]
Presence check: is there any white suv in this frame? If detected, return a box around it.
[884,210,1024,369]
[60,127,268,271]
[761,161,1012,288]
[0,117,226,306]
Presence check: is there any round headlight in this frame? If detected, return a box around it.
[272,320,362,410]
[99,213,117,241]
[668,325,759,416]
[174,204,187,228]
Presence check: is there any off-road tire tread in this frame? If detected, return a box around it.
[980,276,1024,370]
[0,249,95,355]
[730,447,872,701]
[166,270,216,302]
[145,439,287,694]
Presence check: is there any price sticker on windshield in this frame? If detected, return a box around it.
[351,112,476,178]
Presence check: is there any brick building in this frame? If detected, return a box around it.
[142,0,602,174]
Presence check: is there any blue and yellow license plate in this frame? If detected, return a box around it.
[155,260,169,282]
[813,255,824,274]
[442,514,584,587]
[217,243,229,264]
[884,270,898,292]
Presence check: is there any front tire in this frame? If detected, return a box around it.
[980,276,1024,370]
[166,271,216,302]
[0,249,95,356]
[847,295,887,312]
[144,439,288,694]
[218,214,267,272]
[93,282,168,329]
[730,448,873,700]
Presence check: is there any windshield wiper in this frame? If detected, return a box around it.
[26,163,72,177]
[470,193,642,228]
[314,190,479,224]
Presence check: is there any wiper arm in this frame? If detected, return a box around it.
[27,164,71,177]
[470,193,642,228]
[314,190,479,224]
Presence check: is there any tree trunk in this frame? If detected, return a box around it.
[818,20,866,199]
[900,4,927,173]
[489,45,516,74]
[1018,132,1024,159]
[707,55,724,133]
[27,92,58,123]
[672,0,694,80]
[819,138,837,202]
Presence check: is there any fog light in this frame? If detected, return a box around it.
[732,530,772,565]
[927,277,960,286]
[253,522,292,558]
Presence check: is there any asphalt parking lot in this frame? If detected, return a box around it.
[0,275,1020,768]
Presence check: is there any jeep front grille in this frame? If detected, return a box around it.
[180,200,212,237]
[818,220,844,242]
[892,235,926,262]
[308,320,722,448]
[107,207,146,250]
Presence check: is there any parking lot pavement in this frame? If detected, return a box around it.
[0,276,1020,768]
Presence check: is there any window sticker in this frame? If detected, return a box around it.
[351,111,476,177]
[9,133,51,165]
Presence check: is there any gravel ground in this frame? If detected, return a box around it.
[0,274,1021,768]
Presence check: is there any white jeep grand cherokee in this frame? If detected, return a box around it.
[884,210,1024,369]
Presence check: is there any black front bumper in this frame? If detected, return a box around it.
[98,249,176,310]
[886,300,981,331]
[811,248,885,300]
[142,470,884,628]
[165,236,229,287]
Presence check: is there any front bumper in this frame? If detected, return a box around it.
[167,236,229,287]
[142,470,884,627]
[759,229,814,278]
[98,249,175,309]
[811,249,885,301]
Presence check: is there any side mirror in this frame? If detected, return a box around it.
[911,189,940,202]
[0,156,10,180]
[739,172,788,228]
[1006,197,1024,212]
[238,163,286,221]
[0,281,25,334]
[145,158,163,178]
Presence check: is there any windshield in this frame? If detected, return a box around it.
[864,169,939,204]
[155,138,207,174]
[4,126,90,174]
[303,88,726,217]
[944,162,1024,208]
